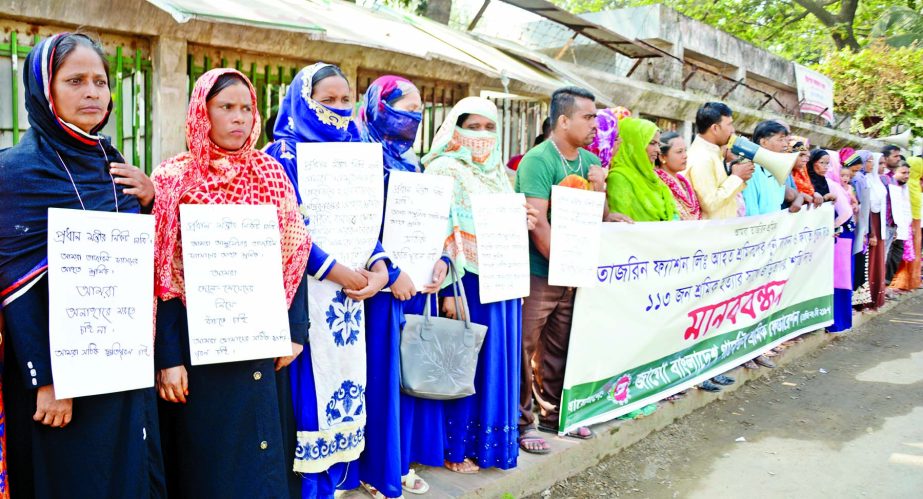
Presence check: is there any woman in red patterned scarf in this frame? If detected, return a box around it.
[151,68,310,497]
[654,131,700,220]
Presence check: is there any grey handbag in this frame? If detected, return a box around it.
[400,261,487,400]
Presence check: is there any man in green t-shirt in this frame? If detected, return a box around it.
[515,87,629,451]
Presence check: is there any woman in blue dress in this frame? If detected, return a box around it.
[422,97,537,474]
[354,75,451,498]
[265,63,391,499]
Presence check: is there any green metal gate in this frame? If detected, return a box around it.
[0,29,154,173]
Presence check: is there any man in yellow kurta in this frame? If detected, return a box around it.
[685,102,753,219]
[890,156,923,290]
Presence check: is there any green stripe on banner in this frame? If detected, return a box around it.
[559,295,833,432]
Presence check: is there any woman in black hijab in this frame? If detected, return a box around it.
[0,33,164,498]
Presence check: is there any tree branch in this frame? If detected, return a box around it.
[761,10,811,41]
[792,0,836,26]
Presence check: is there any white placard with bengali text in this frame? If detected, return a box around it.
[47,208,155,399]
[180,204,291,366]
[794,64,834,124]
[471,193,530,304]
[382,171,453,289]
[549,186,605,287]
[296,142,384,269]
[889,184,912,240]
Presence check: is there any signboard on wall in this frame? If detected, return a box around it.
[794,64,834,124]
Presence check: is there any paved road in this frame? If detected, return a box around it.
[540,294,923,498]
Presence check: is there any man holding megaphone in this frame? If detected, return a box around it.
[736,121,817,216]
[686,102,754,220]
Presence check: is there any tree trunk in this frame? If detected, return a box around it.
[794,0,862,51]
[424,0,453,24]
[832,24,862,51]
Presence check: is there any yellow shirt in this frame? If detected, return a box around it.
[686,136,745,220]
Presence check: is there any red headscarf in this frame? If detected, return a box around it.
[789,136,814,196]
[152,68,310,305]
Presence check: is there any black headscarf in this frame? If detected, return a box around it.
[807,149,831,197]
[0,33,138,302]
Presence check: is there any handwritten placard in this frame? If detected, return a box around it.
[549,186,605,287]
[47,208,155,399]
[180,204,291,366]
[297,142,384,269]
[382,171,453,289]
[889,185,912,240]
[471,193,530,304]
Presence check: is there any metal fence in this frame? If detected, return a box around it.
[491,97,548,165]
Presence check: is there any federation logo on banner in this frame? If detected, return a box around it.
[606,374,632,406]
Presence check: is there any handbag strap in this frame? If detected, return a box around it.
[421,258,473,329]
[451,263,475,329]
[422,259,463,323]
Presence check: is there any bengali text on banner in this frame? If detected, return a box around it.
[559,205,835,433]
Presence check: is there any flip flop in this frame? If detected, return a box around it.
[361,482,404,499]
[518,429,552,454]
[664,390,687,402]
[401,470,430,495]
[444,458,480,474]
[537,424,594,439]
[754,355,777,368]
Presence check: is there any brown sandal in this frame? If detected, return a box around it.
[518,429,551,454]
[444,458,480,474]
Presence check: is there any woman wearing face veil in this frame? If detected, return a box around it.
[354,76,448,498]
[0,33,164,499]
[266,63,391,498]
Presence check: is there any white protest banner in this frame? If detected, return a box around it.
[549,186,605,287]
[296,142,384,268]
[180,204,291,366]
[382,171,453,289]
[888,184,912,240]
[794,64,834,124]
[559,206,835,434]
[47,208,155,399]
[471,193,530,304]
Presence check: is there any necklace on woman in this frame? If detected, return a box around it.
[550,138,583,177]
[53,147,120,212]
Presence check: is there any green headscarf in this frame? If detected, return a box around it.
[606,117,676,222]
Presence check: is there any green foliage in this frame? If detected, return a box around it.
[817,42,923,136]
[871,5,923,47]
[552,0,900,64]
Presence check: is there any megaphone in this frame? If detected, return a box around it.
[727,135,799,185]
[880,129,913,149]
